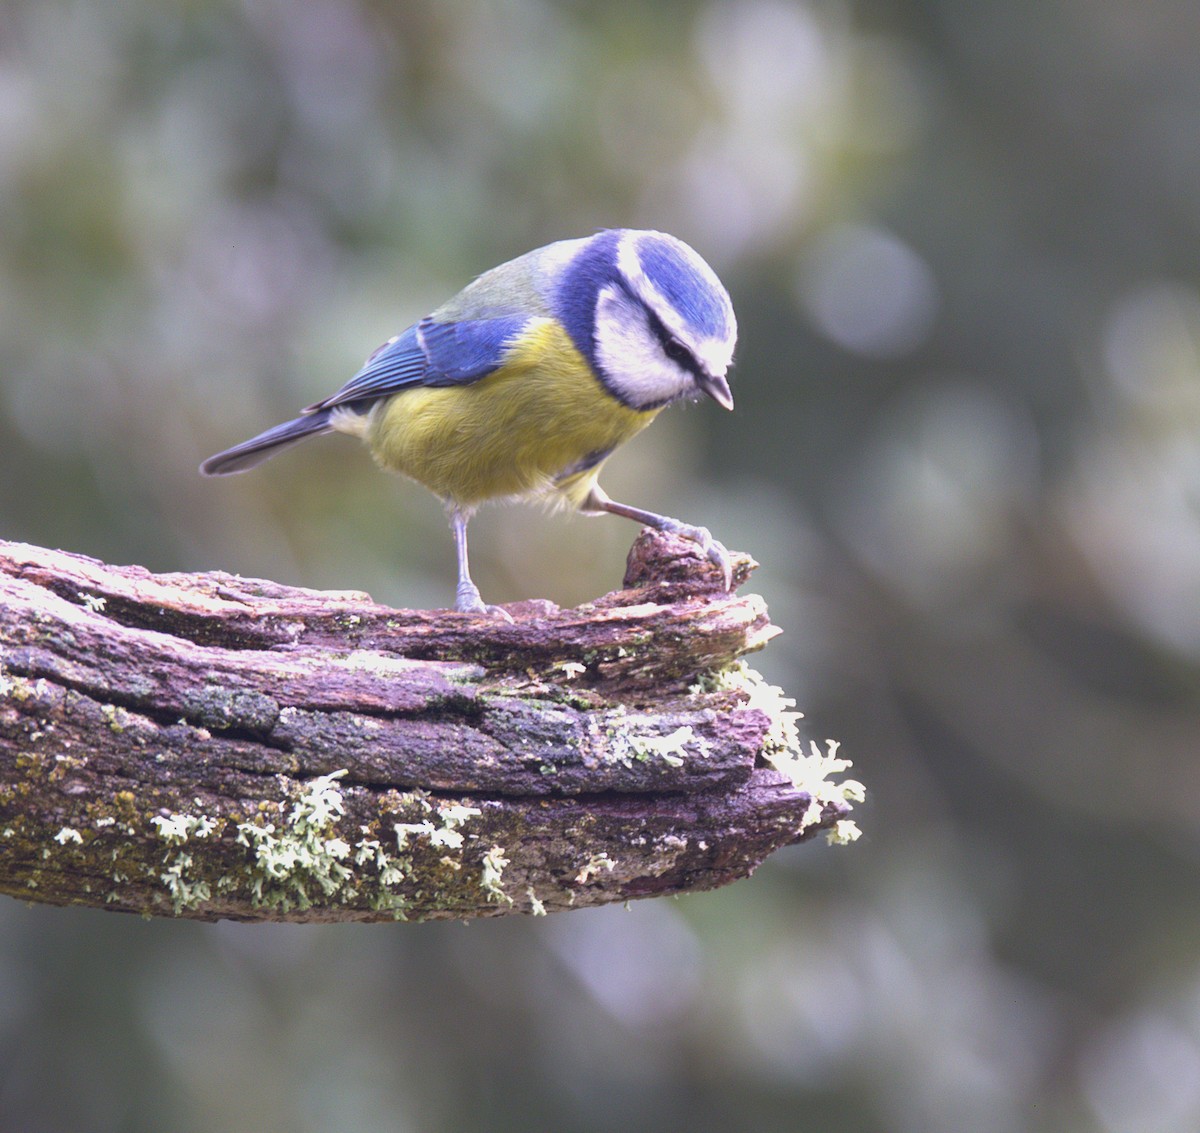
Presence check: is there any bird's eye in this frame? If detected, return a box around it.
[663,337,692,367]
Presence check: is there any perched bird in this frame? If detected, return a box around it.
[201,228,737,614]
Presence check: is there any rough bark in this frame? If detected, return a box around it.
[0,530,857,922]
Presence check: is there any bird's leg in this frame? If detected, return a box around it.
[449,506,513,619]
[450,506,486,613]
[582,485,733,590]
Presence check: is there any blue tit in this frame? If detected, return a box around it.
[201,228,738,615]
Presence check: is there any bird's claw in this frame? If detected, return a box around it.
[697,532,733,590]
[668,522,733,590]
[455,582,515,622]
[706,538,734,591]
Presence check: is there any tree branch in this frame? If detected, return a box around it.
[0,531,861,922]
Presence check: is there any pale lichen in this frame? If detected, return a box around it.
[827,818,862,845]
[161,854,212,912]
[144,772,505,919]
[394,802,480,852]
[480,845,512,904]
[0,665,52,707]
[627,725,706,767]
[526,886,547,916]
[233,770,355,911]
[606,715,708,771]
[149,808,224,913]
[575,852,616,884]
[704,661,865,844]
[151,812,220,844]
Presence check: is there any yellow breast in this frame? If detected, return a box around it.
[364,319,659,508]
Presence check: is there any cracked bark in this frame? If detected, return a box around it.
[0,530,852,922]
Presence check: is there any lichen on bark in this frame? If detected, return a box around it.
[0,529,862,923]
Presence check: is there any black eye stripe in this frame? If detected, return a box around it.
[645,307,702,376]
[664,337,691,364]
[608,276,707,381]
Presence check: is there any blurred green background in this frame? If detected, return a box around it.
[3,1,1200,1130]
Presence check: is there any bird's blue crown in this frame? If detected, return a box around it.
[635,234,734,342]
[552,229,736,393]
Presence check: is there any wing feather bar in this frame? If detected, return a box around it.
[307,315,529,413]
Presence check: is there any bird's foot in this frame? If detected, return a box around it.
[455,581,515,622]
[662,521,733,590]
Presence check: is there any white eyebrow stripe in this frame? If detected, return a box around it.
[615,231,736,375]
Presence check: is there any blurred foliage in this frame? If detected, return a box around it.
[3,1,1200,1130]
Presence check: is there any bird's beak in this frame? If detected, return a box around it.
[698,371,734,411]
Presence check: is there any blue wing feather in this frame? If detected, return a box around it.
[307,315,529,413]
[418,316,529,383]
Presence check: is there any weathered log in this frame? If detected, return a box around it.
[0,530,862,922]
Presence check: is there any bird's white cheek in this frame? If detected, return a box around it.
[593,285,688,407]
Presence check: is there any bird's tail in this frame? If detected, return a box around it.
[199,408,336,476]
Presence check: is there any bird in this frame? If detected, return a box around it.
[200,228,738,615]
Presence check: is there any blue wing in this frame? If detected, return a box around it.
[306,315,530,413]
